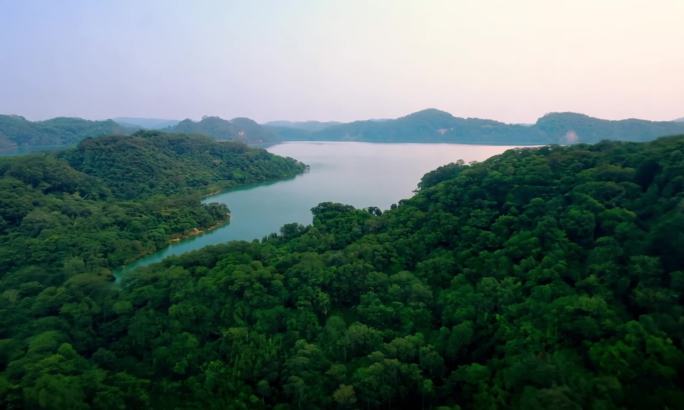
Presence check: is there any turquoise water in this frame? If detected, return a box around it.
[116,141,517,275]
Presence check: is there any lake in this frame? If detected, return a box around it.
[116,141,518,276]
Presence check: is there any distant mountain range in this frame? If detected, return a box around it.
[265,109,684,145]
[265,120,342,140]
[113,117,179,129]
[0,115,129,152]
[265,120,342,131]
[3,109,684,153]
[170,116,279,146]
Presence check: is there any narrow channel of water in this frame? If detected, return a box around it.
[116,142,518,276]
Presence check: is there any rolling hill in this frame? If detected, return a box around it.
[171,116,279,146]
[113,117,180,129]
[265,120,342,140]
[62,131,305,199]
[0,115,130,152]
[279,109,684,145]
[3,134,682,408]
[4,110,684,153]
[0,129,306,277]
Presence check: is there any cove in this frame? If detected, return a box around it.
[116,141,518,276]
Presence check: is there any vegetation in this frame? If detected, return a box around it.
[0,129,304,287]
[172,116,279,146]
[535,112,684,143]
[265,121,342,141]
[5,110,684,154]
[270,108,684,145]
[0,114,277,153]
[2,135,683,409]
[62,131,306,199]
[0,115,130,152]
[112,117,180,130]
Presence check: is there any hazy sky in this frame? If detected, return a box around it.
[1,0,683,123]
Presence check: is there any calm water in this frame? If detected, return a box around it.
[116,142,517,276]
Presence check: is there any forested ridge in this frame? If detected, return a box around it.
[2,135,684,409]
[0,130,304,297]
[61,131,306,199]
[171,117,280,147]
[6,110,684,154]
[0,115,130,152]
[269,109,684,145]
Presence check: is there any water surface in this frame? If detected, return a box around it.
[117,142,517,274]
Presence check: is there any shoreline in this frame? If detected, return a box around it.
[169,215,230,243]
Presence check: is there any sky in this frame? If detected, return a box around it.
[1,0,683,123]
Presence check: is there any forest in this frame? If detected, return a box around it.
[0,130,304,288]
[0,116,129,152]
[268,109,684,145]
[171,117,280,147]
[1,134,682,409]
[5,110,684,154]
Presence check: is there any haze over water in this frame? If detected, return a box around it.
[118,142,517,274]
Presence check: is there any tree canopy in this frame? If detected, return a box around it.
[0,115,129,152]
[0,130,304,295]
[2,135,683,409]
[171,116,280,146]
[269,109,684,145]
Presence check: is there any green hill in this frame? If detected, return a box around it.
[265,120,342,140]
[535,112,684,143]
[171,116,279,146]
[4,111,683,153]
[285,108,545,144]
[113,117,179,129]
[62,131,305,199]
[0,131,305,282]
[266,120,341,131]
[276,109,684,145]
[0,115,130,152]
[2,135,683,408]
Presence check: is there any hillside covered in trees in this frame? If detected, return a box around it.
[6,110,684,154]
[61,131,306,199]
[1,135,682,409]
[269,109,684,145]
[113,117,180,130]
[0,130,304,292]
[0,115,130,153]
[0,115,281,153]
[171,116,280,146]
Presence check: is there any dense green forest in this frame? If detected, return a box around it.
[6,110,684,154]
[2,135,682,409]
[265,121,343,141]
[268,109,684,145]
[0,115,280,153]
[0,115,130,152]
[172,116,280,146]
[61,131,306,199]
[113,118,180,130]
[0,130,304,287]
